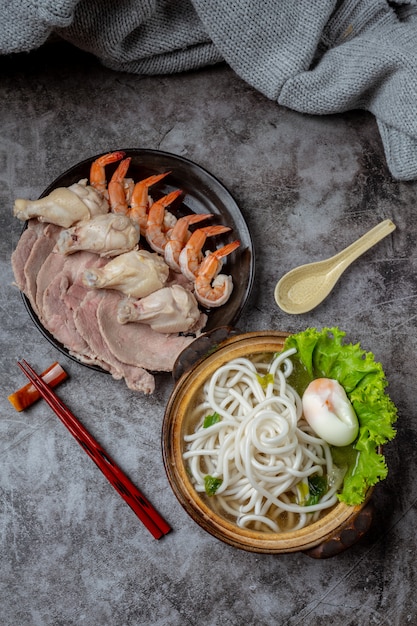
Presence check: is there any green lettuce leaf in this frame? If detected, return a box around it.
[283,327,398,505]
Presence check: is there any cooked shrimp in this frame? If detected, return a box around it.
[164,213,213,271]
[123,177,135,205]
[178,224,231,281]
[107,157,132,214]
[145,189,182,254]
[302,378,359,446]
[194,240,240,307]
[89,151,125,194]
[127,172,170,235]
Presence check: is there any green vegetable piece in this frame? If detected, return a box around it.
[306,475,327,506]
[296,480,309,504]
[203,412,221,428]
[204,475,222,496]
[256,373,274,389]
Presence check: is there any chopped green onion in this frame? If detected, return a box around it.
[256,373,274,389]
[305,475,327,506]
[204,475,222,496]
[296,479,310,504]
[203,412,221,428]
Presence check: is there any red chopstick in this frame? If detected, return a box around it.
[17,360,171,540]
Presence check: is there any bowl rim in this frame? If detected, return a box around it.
[162,330,366,554]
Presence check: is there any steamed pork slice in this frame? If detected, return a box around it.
[55,213,140,257]
[73,290,124,375]
[37,246,108,319]
[62,282,112,369]
[41,271,93,357]
[97,290,195,372]
[22,223,62,315]
[13,180,109,228]
[74,290,155,394]
[40,251,108,365]
[11,219,46,291]
[35,248,68,313]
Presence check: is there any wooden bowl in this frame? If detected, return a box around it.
[162,330,374,557]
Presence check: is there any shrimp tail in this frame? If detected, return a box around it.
[107,157,132,214]
[127,171,171,234]
[145,189,183,254]
[178,224,232,281]
[89,151,126,194]
[164,213,214,271]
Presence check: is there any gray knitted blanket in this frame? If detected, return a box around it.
[2,0,417,180]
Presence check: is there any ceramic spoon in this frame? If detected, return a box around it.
[274,219,396,314]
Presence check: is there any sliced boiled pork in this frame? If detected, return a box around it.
[96,290,195,373]
[74,290,155,394]
[11,216,205,394]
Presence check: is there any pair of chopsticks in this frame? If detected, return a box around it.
[17,360,171,540]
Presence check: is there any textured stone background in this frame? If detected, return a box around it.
[1,42,416,625]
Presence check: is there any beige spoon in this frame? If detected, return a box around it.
[274,219,396,314]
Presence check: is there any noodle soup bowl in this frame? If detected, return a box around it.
[162,329,374,557]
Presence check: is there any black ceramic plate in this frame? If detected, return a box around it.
[21,148,255,368]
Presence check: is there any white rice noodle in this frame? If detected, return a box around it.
[183,348,345,533]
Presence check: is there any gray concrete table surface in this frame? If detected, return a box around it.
[1,42,415,626]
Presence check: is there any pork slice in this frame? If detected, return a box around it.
[42,271,92,356]
[60,248,106,287]
[23,223,62,315]
[74,290,155,393]
[73,291,117,374]
[63,285,111,369]
[97,290,195,372]
[11,219,47,292]
[35,250,68,313]
[40,251,105,360]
